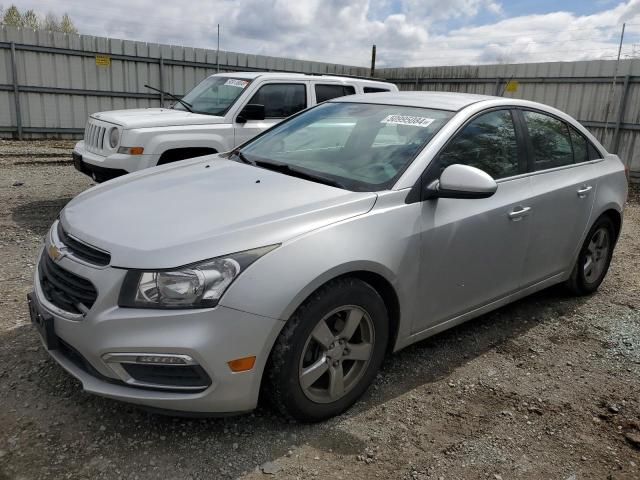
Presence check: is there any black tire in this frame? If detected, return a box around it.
[565,215,616,295]
[265,277,389,422]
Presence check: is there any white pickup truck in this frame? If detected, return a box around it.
[72,72,398,182]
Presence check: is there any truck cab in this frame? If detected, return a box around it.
[72,72,398,182]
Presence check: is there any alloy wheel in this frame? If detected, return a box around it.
[298,306,375,404]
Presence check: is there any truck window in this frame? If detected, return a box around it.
[363,87,390,93]
[247,84,307,119]
[315,84,356,103]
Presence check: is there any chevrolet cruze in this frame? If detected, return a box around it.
[29,92,627,421]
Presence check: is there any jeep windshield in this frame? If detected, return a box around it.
[235,102,454,192]
[173,76,251,116]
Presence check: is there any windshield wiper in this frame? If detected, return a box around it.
[144,84,193,112]
[253,159,346,189]
[230,150,255,165]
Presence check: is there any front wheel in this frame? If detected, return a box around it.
[566,216,616,295]
[265,278,388,422]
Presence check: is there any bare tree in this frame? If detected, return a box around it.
[3,4,23,27]
[60,13,77,34]
[23,9,40,30]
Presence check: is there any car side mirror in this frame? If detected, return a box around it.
[426,164,497,199]
[236,104,265,123]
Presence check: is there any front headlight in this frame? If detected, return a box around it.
[118,245,278,309]
[108,128,120,148]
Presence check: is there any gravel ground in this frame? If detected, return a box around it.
[0,140,639,480]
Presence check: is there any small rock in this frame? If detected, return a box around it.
[232,443,239,450]
[99,425,106,432]
[624,432,640,449]
[608,404,620,414]
[12,181,24,187]
[494,475,503,480]
[261,462,281,475]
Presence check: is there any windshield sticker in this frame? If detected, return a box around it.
[381,114,435,128]
[224,79,249,88]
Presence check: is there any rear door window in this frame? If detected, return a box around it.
[363,87,390,93]
[569,127,588,163]
[523,111,573,171]
[315,84,356,103]
[247,83,307,118]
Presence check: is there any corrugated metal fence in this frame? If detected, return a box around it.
[1,26,639,176]
[377,61,640,176]
[0,26,368,138]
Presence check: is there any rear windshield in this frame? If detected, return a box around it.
[239,102,454,191]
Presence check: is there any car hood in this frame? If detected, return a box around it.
[60,157,377,269]
[91,108,225,129]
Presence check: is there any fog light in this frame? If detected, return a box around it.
[228,356,256,372]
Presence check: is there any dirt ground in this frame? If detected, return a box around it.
[0,139,639,480]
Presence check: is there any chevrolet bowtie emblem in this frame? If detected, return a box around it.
[48,245,63,262]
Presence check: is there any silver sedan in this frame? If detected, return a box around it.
[29,92,627,421]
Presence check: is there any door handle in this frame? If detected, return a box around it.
[577,185,593,198]
[508,206,531,221]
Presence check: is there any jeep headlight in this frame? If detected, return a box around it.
[118,245,278,309]
[108,127,120,148]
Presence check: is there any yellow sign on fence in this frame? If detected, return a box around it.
[505,80,519,93]
[95,55,111,67]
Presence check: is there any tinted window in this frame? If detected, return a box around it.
[247,83,306,118]
[363,87,390,93]
[315,84,356,103]
[437,109,519,179]
[569,127,588,163]
[588,142,602,160]
[524,111,573,170]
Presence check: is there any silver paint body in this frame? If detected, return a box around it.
[34,92,628,413]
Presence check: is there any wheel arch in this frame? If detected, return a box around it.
[279,263,402,354]
[157,146,219,166]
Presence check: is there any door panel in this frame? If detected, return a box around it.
[522,164,597,286]
[415,177,532,333]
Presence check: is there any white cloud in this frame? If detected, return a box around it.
[7,0,640,67]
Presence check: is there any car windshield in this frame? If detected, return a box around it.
[173,76,251,116]
[237,102,454,191]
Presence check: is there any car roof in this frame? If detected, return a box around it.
[212,71,393,85]
[329,91,498,111]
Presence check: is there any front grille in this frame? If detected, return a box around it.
[84,120,107,153]
[57,223,110,266]
[38,252,98,314]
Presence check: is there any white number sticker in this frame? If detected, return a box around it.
[381,114,435,128]
[224,79,249,88]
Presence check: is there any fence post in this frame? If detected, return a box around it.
[158,54,165,107]
[612,74,631,154]
[10,42,23,140]
[494,78,502,96]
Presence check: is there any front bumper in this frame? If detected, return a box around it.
[31,243,284,414]
[73,141,158,178]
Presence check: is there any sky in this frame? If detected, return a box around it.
[4,0,640,67]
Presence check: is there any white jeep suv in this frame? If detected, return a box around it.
[72,72,397,182]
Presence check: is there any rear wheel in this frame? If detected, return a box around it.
[265,278,388,422]
[566,216,615,295]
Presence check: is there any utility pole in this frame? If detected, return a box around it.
[370,44,376,77]
[604,23,626,137]
[217,24,220,73]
